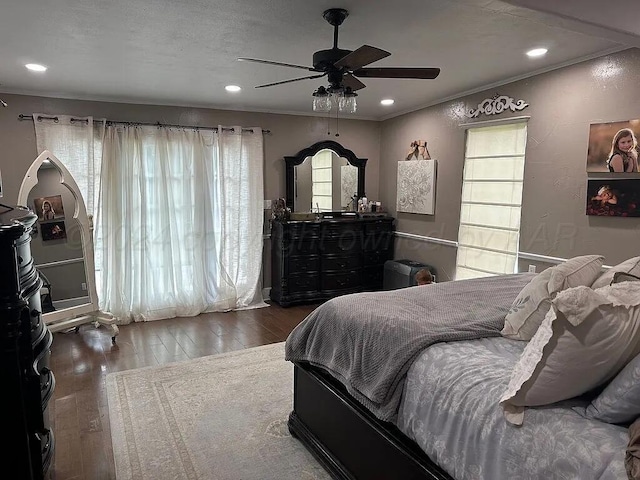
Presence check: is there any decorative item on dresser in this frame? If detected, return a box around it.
[0,204,55,480]
[270,213,395,306]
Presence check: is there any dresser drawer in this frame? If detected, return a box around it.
[287,273,320,294]
[321,238,361,255]
[362,265,384,288]
[322,254,361,272]
[288,255,320,274]
[284,223,320,240]
[321,271,360,291]
[322,222,363,238]
[363,233,394,252]
[285,239,319,256]
[363,220,394,235]
[363,249,393,266]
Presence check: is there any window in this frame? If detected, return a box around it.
[455,121,527,280]
[312,149,333,212]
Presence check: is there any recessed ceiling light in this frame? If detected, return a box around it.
[526,48,548,58]
[25,63,47,72]
[380,99,395,106]
[225,85,241,92]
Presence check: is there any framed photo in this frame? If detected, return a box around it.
[34,195,65,222]
[397,159,437,215]
[586,179,640,217]
[40,220,67,241]
[586,119,640,172]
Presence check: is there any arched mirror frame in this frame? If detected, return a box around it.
[17,150,118,341]
[285,140,367,211]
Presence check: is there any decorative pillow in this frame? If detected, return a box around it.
[612,272,640,285]
[584,352,640,424]
[501,255,605,341]
[499,281,640,426]
[591,256,640,289]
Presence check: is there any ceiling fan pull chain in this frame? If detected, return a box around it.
[335,105,340,137]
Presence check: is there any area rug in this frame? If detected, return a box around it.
[106,342,330,480]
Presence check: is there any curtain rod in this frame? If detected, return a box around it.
[18,114,270,134]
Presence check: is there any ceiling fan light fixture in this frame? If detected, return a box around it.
[338,87,357,114]
[312,86,332,112]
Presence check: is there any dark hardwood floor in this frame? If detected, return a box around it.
[48,301,319,480]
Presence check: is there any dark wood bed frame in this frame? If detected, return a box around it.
[288,362,454,480]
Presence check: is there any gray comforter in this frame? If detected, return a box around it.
[284,272,534,421]
[397,337,627,479]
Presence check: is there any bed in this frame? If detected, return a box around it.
[284,256,640,480]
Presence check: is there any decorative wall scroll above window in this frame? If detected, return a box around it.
[465,94,529,118]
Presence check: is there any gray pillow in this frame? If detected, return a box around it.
[612,272,640,285]
[585,352,640,424]
[592,256,640,289]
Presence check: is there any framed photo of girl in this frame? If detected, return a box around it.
[33,195,65,222]
[586,119,640,172]
[586,179,640,217]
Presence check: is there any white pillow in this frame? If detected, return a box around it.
[591,256,640,289]
[501,255,604,341]
[499,282,640,426]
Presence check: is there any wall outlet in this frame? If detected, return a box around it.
[81,282,87,291]
[264,199,272,210]
[528,265,537,273]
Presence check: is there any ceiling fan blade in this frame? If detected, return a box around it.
[342,74,366,91]
[254,73,326,89]
[352,67,441,79]
[334,45,391,70]
[238,58,315,71]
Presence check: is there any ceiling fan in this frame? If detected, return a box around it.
[237,8,441,95]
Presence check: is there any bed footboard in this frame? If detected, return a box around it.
[288,362,452,480]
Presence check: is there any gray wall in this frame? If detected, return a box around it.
[380,47,640,281]
[2,47,639,291]
[0,93,381,289]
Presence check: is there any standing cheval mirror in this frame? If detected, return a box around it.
[18,150,119,342]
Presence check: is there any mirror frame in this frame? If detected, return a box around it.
[17,150,100,325]
[284,140,367,211]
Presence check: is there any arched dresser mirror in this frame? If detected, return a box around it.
[285,140,366,212]
[18,150,119,342]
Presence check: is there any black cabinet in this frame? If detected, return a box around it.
[1,206,54,480]
[270,216,394,306]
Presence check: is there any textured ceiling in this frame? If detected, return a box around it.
[0,0,637,120]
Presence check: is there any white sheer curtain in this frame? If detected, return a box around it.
[33,114,104,215]
[96,124,266,322]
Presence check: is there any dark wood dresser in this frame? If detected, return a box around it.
[270,215,395,306]
[1,205,55,480]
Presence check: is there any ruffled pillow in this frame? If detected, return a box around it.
[501,255,604,341]
[500,282,640,426]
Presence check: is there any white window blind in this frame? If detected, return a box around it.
[312,149,333,212]
[455,121,527,280]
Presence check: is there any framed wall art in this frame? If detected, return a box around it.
[586,119,640,172]
[41,220,67,241]
[34,195,65,222]
[396,159,437,215]
[586,179,640,217]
